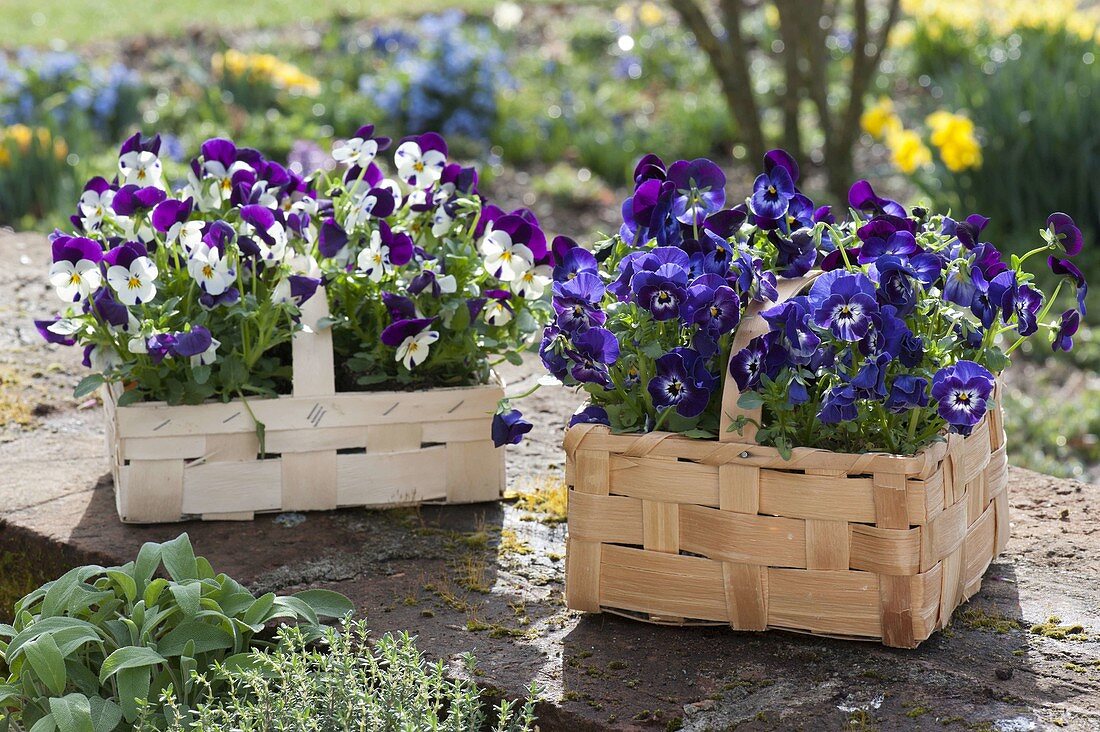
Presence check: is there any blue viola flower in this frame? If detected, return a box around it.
[761,297,819,364]
[492,409,533,447]
[1052,309,1080,352]
[539,326,569,380]
[552,272,606,333]
[818,384,858,424]
[729,332,782,392]
[941,213,989,249]
[632,265,689,321]
[607,251,646,301]
[667,158,726,225]
[553,246,598,283]
[749,165,795,220]
[702,206,747,239]
[569,404,611,428]
[847,180,906,218]
[647,347,716,419]
[568,327,620,386]
[931,360,995,435]
[885,375,929,413]
[774,228,817,278]
[969,269,999,329]
[852,352,891,399]
[1046,212,1083,256]
[687,277,741,334]
[730,251,778,302]
[809,270,879,342]
[858,230,919,264]
[633,153,667,184]
[1048,256,1088,316]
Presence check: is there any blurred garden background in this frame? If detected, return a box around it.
[2,0,1097,480]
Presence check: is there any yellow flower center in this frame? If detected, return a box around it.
[128,276,142,290]
[69,273,82,285]
[202,264,214,278]
[414,161,425,172]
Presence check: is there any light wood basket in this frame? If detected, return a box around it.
[103,289,505,523]
[563,276,1010,648]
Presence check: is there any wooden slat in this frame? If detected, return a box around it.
[421,418,499,444]
[336,448,448,506]
[962,503,995,597]
[849,524,921,575]
[767,568,881,638]
[873,472,910,529]
[117,460,184,523]
[119,435,207,461]
[291,283,335,397]
[264,426,368,454]
[567,491,644,545]
[609,455,718,505]
[575,449,611,495]
[679,505,806,568]
[367,424,423,453]
[642,501,680,554]
[181,459,281,515]
[910,563,944,642]
[114,385,503,439]
[880,574,915,648]
[718,463,759,514]
[444,440,503,503]
[205,432,259,462]
[599,545,729,622]
[723,563,767,631]
[281,451,339,511]
[565,538,602,613]
[759,471,876,523]
[806,520,850,570]
[921,497,968,571]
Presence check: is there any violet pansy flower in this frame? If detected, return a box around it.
[931,360,995,435]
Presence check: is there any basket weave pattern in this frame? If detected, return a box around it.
[562,275,1010,648]
[103,289,504,523]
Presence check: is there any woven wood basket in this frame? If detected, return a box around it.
[563,276,1010,648]
[103,288,505,523]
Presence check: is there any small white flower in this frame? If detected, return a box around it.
[169,220,205,252]
[187,243,234,295]
[78,188,115,229]
[431,208,454,237]
[127,335,148,354]
[396,329,440,370]
[118,151,163,187]
[437,274,458,294]
[191,337,221,368]
[493,1,523,30]
[48,259,102,302]
[394,141,446,189]
[345,190,388,229]
[484,300,513,326]
[511,264,552,300]
[332,136,379,167]
[480,229,533,282]
[106,256,159,306]
[356,230,391,283]
[87,345,121,372]
[202,160,254,206]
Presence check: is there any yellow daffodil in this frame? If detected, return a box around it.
[926,110,982,172]
[887,128,932,174]
[861,97,902,141]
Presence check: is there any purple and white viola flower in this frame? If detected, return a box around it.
[483,290,514,326]
[480,227,534,282]
[187,242,234,296]
[512,264,553,300]
[77,178,116,230]
[118,148,163,188]
[48,237,103,302]
[332,124,390,168]
[394,133,447,189]
[382,318,440,369]
[106,255,159,306]
[356,229,396,282]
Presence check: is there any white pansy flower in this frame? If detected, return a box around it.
[78,188,115,229]
[394,141,446,189]
[512,264,552,300]
[332,136,379,167]
[437,274,458,294]
[106,256,159,306]
[48,259,102,302]
[118,150,162,187]
[431,208,454,237]
[191,337,221,368]
[484,299,513,326]
[356,230,391,283]
[396,329,440,370]
[480,229,533,282]
[187,243,234,296]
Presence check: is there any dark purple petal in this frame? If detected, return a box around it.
[35,318,76,346]
[1047,212,1083,256]
[171,327,213,358]
[151,198,193,233]
[491,409,532,447]
[381,317,435,347]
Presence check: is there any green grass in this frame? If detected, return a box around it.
[3,0,596,48]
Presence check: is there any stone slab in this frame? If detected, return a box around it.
[2,231,1099,730]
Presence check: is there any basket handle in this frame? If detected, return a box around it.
[718,273,819,444]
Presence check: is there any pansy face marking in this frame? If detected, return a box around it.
[480,228,533,282]
[356,230,392,283]
[106,256,159,306]
[118,150,162,188]
[49,259,103,302]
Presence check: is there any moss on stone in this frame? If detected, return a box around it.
[1030,615,1088,641]
[957,607,1022,633]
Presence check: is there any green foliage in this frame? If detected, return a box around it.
[0,534,353,732]
[904,16,1100,306]
[137,620,538,732]
[0,127,76,226]
[494,12,735,185]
